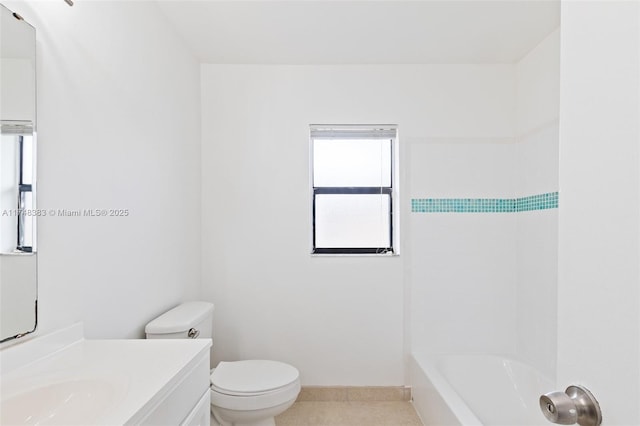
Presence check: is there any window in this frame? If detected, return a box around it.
[17,134,34,252]
[310,125,397,255]
[0,129,35,254]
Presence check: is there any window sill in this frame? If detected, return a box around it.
[310,252,399,257]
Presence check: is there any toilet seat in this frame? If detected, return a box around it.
[211,360,299,395]
[210,360,301,411]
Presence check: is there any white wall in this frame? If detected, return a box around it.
[514,29,560,379]
[201,64,514,385]
[515,29,560,138]
[409,140,519,356]
[2,0,202,341]
[558,1,640,423]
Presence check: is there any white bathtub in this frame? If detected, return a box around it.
[410,354,554,426]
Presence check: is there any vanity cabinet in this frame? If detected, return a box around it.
[137,352,211,425]
[181,391,211,426]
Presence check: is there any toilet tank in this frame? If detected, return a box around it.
[145,301,214,340]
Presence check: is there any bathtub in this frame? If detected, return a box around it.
[410,354,554,425]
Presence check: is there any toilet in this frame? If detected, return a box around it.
[145,301,301,426]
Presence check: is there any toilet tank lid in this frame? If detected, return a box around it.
[145,301,214,334]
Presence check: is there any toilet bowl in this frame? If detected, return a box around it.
[210,360,300,426]
[145,302,301,426]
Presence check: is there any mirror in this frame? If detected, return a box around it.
[0,3,37,343]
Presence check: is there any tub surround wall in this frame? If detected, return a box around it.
[514,29,560,379]
[2,0,202,340]
[409,29,559,374]
[200,64,514,385]
[409,140,518,356]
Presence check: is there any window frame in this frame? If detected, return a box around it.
[310,125,397,255]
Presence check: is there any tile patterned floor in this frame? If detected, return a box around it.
[275,401,424,426]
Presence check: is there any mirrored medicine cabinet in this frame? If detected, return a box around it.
[0,2,37,343]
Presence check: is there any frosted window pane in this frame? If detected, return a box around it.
[315,194,390,248]
[21,136,33,185]
[313,139,391,187]
[21,191,33,246]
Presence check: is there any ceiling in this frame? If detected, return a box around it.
[155,0,560,64]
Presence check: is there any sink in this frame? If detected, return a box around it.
[0,324,212,425]
[1,378,121,425]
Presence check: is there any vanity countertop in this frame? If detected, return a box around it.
[0,324,211,425]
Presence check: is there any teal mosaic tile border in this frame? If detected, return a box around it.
[515,192,558,212]
[411,192,558,213]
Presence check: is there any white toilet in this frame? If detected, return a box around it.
[145,301,301,426]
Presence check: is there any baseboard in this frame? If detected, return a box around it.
[297,386,412,402]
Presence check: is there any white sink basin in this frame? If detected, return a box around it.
[1,378,120,425]
[1,324,212,425]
